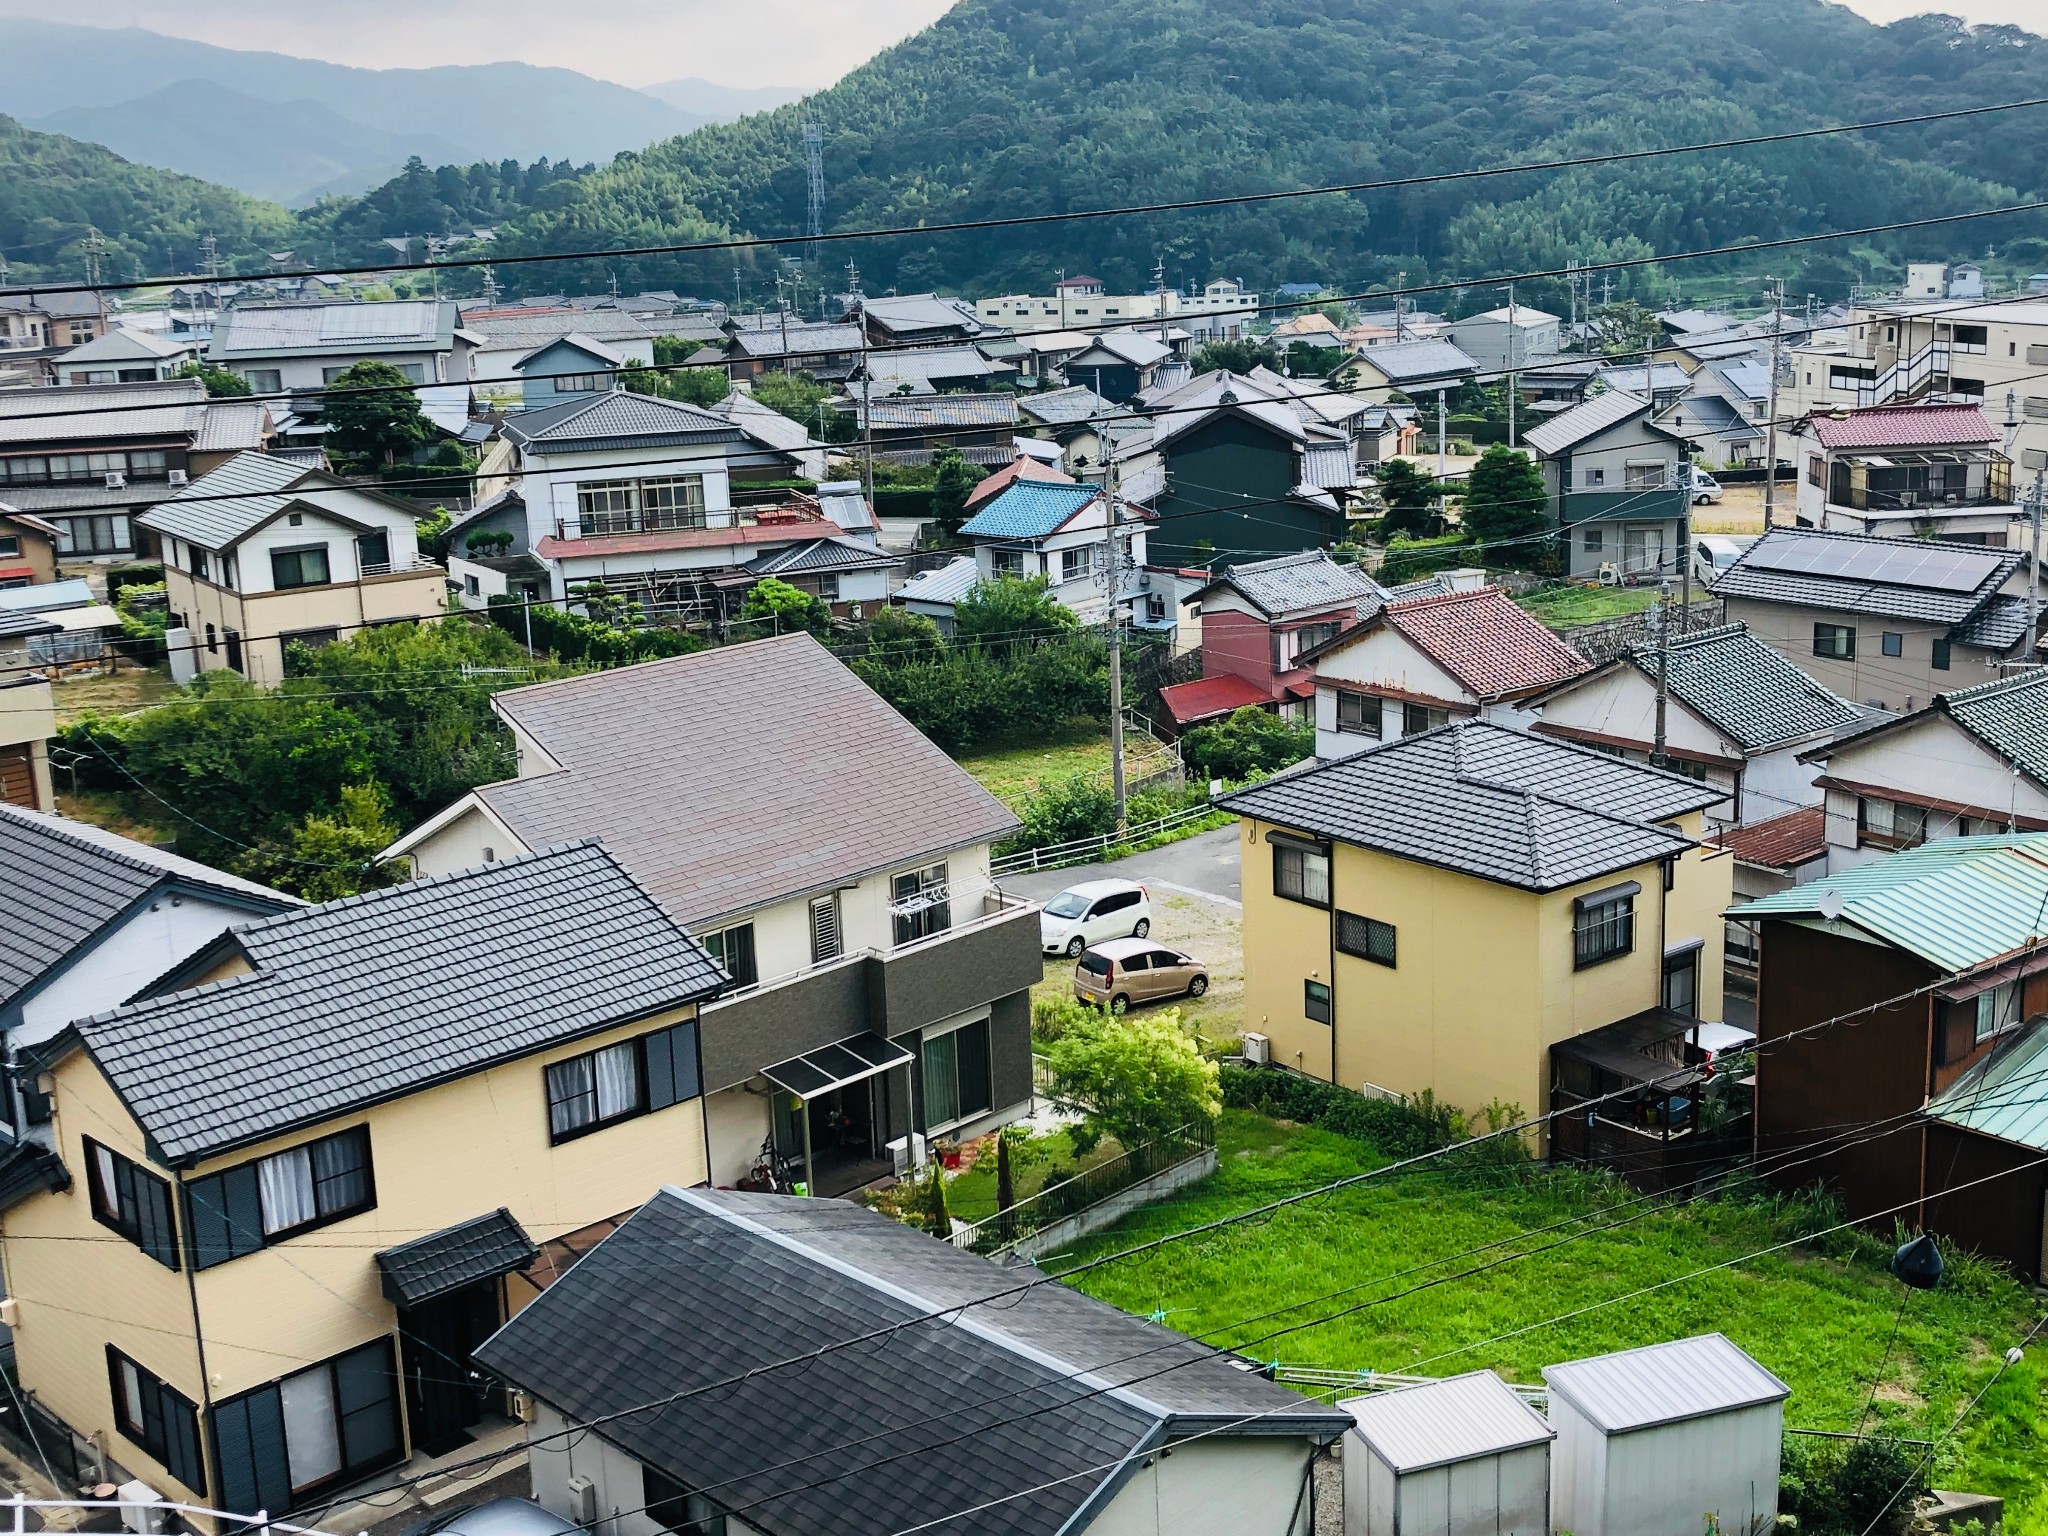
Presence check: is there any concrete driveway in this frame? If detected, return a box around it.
[998,825,1242,908]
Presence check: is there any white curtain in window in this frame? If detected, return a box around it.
[593,1041,640,1119]
[280,1367,342,1491]
[548,1056,596,1137]
[257,1146,317,1235]
[923,1031,961,1128]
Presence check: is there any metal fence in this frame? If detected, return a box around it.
[990,801,1226,877]
[950,1120,1216,1255]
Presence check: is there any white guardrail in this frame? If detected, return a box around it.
[990,801,1225,878]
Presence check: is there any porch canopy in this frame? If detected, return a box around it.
[376,1207,538,1309]
[762,1031,913,1100]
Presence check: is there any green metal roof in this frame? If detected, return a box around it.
[1927,1020,2048,1151]
[1730,834,2048,974]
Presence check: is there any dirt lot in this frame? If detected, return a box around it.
[1030,887,1245,1047]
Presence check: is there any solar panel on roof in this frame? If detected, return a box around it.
[318,302,433,342]
[1742,536,1998,592]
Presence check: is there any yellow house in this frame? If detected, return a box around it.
[0,841,726,1527]
[1219,723,1734,1151]
[0,672,55,809]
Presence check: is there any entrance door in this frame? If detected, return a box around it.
[397,1281,502,1456]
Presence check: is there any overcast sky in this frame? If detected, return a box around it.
[8,0,2041,91]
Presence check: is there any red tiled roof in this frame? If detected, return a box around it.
[1159,673,1274,727]
[1709,805,1827,870]
[537,518,825,560]
[963,455,1075,512]
[1805,403,1997,450]
[1386,587,1590,701]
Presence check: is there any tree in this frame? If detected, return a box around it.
[1193,339,1280,375]
[1178,707,1314,781]
[1044,1006,1221,1153]
[175,360,252,398]
[953,576,1077,653]
[1458,445,1551,568]
[1373,458,1440,539]
[864,605,942,652]
[929,446,987,539]
[235,784,405,902]
[322,360,432,472]
[1587,300,1659,358]
[741,575,830,635]
[921,1160,952,1238]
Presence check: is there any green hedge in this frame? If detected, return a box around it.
[486,596,703,667]
[1220,1064,1460,1159]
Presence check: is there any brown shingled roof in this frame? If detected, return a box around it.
[1710,805,1827,870]
[1386,587,1591,701]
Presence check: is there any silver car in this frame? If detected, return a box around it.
[404,1500,584,1536]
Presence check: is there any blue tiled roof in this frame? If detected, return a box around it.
[958,480,1101,540]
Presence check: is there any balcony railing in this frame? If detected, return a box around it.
[359,557,444,579]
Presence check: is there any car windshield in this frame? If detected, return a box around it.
[1045,893,1091,918]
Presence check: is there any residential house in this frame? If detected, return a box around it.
[465,309,659,398]
[0,379,271,560]
[1689,358,1775,428]
[1790,402,2020,544]
[893,553,981,634]
[1307,584,1591,755]
[1011,329,1096,383]
[705,390,831,485]
[442,489,548,612]
[381,636,1042,1196]
[1060,329,1174,404]
[1345,340,1481,404]
[139,451,444,687]
[1529,623,1864,824]
[206,300,476,393]
[686,318,866,383]
[0,843,728,1521]
[1795,668,2048,877]
[1220,723,1732,1157]
[0,801,296,1054]
[0,288,107,384]
[1733,835,2048,1277]
[849,343,1015,395]
[0,578,121,674]
[512,333,628,412]
[1590,362,1692,411]
[0,678,54,810]
[1160,552,1383,732]
[1708,807,1830,978]
[955,476,1156,626]
[1015,385,1136,470]
[57,328,200,386]
[482,1187,1348,1536]
[1713,526,2043,711]
[1447,306,1562,371]
[1523,392,1695,581]
[855,392,1019,468]
[1657,392,1764,469]
[853,294,994,347]
[743,535,898,618]
[0,504,61,587]
[960,452,1077,518]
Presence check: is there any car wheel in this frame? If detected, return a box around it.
[1133,918,1150,938]
[1188,975,1208,997]
[1065,935,1085,958]
[1110,993,1131,1015]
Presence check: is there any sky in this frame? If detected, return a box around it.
[4,0,2039,91]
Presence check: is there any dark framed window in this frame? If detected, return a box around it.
[644,1463,728,1536]
[1272,839,1330,907]
[1881,632,1903,658]
[1336,912,1396,968]
[253,1127,375,1240]
[544,1020,702,1144]
[84,1138,180,1270]
[1662,945,1701,1017]
[892,863,952,945]
[704,923,758,986]
[356,529,390,571]
[1403,702,1450,735]
[270,545,331,590]
[1335,691,1380,737]
[106,1347,204,1495]
[1932,637,1952,671]
[1812,623,1855,660]
[1304,979,1333,1024]
[1573,884,1638,970]
[211,1339,402,1516]
[921,1016,992,1130]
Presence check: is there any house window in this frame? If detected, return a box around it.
[990,547,1026,578]
[106,1348,205,1495]
[253,1128,374,1240]
[243,369,283,393]
[644,1464,727,1536]
[84,1138,180,1270]
[921,1015,992,1130]
[1952,325,1988,354]
[1881,632,1902,657]
[1807,455,1825,488]
[1662,946,1701,1017]
[1335,690,1380,737]
[703,923,757,986]
[1403,702,1450,736]
[814,572,840,603]
[464,573,481,597]
[544,1020,702,1144]
[1060,546,1093,583]
[1858,796,1928,848]
[577,475,708,536]
[1976,981,2019,1043]
[1272,838,1330,907]
[1583,468,1606,487]
[1336,911,1396,967]
[809,893,842,964]
[211,1339,403,1514]
[892,862,952,945]
[187,543,210,578]
[1304,979,1334,1024]
[556,373,606,393]
[1583,525,1603,552]
[1573,884,1638,969]
[1932,637,1952,671]
[204,623,218,654]
[1293,621,1339,656]
[1812,623,1855,660]
[639,477,708,531]
[356,529,390,571]
[0,536,17,557]
[1623,462,1664,491]
[271,546,331,590]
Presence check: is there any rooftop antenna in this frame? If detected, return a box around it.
[802,117,826,244]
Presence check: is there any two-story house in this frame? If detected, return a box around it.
[511,333,629,412]
[1788,402,2021,544]
[0,379,272,561]
[686,317,867,383]
[58,328,201,386]
[1447,306,1562,371]
[1528,623,1864,825]
[853,293,994,348]
[206,300,476,393]
[955,477,1155,626]
[1060,329,1174,404]
[0,842,728,1523]
[1714,527,2043,711]
[139,451,445,686]
[0,505,61,588]
[0,678,56,811]
[1305,583,1590,755]
[1222,724,1731,1156]
[1524,392,1695,581]
[481,1187,1349,1536]
[1159,553,1384,732]
[0,288,107,384]
[1345,339,1482,405]
[380,635,1043,1197]
[1733,835,2048,1278]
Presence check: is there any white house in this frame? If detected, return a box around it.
[1447,305,1562,371]
[205,300,475,393]
[955,476,1156,626]
[57,328,199,386]
[1790,401,2020,545]
[1523,392,1695,582]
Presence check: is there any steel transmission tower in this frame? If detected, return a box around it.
[802,117,826,241]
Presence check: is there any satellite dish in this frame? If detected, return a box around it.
[1894,1233,1944,1290]
[1817,889,1845,922]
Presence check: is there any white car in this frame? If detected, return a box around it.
[1691,533,1754,588]
[1039,878,1152,957]
[1688,468,1724,505]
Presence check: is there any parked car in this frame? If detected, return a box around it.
[1687,467,1724,505]
[401,1501,583,1536]
[1040,877,1151,957]
[1073,936,1208,1012]
[1691,533,1753,588]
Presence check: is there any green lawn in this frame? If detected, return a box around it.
[1515,584,1659,630]
[958,718,1177,811]
[943,1127,1127,1222]
[1056,1111,2048,1521]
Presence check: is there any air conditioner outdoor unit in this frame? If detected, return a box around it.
[566,1476,598,1526]
[105,472,127,489]
[117,1480,165,1535]
[1241,1031,1271,1066]
[888,1133,928,1176]
[1597,561,1622,587]
[167,470,188,485]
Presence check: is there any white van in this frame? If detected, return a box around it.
[1691,533,1753,588]
[1687,468,1724,505]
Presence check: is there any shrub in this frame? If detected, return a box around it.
[1220,1064,1464,1159]
[1045,1006,1220,1154]
[1033,992,1110,1045]
[1780,1435,1926,1536]
[1379,533,1476,585]
[1179,707,1313,781]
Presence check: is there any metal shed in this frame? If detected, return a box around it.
[1543,1334,1789,1536]
[1340,1372,1555,1536]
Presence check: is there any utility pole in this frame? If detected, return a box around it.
[1762,278,1786,531]
[82,227,105,289]
[2029,468,2045,662]
[1394,273,1407,341]
[1095,411,1129,837]
[1436,389,1447,479]
[1650,580,1672,768]
[1504,281,1518,449]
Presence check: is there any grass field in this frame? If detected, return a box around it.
[1515,584,1659,630]
[48,663,176,726]
[959,718,1177,811]
[1057,1111,2048,1521]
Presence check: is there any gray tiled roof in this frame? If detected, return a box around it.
[1629,623,1860,751]
[70,842,725,1162]
[501,391,744,454]
[0,379,207,446]
[1219,723,1719,891]
[1354,340,1480,384]
[477,1189,1347,1536]
[1943,668,2048,786]
[1206,551,1383,619]
[863,393,1021,431]
[858,294,990,335]
[744,536,897,576]
[136,451,319,550]
[473,635,1019,926]
[1950,593,2048,651]
[376,1207,537,1308]
[1523,390,1659,456]
[1016,385,1118,427]
[1715,527,2023,630]
[856,345,1012,390]
[209,300,455,359]
[191,401,274,454]
[0,804,294,1012]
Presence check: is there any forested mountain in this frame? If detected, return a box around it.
[486,0,2048,308]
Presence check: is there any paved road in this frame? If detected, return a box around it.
[998,825,1242,908]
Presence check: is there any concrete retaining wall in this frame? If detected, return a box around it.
[1004,1147,1219,1262]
